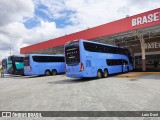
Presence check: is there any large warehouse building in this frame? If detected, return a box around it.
[20,8,160,71]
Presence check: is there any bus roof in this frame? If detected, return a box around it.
[8,55,24,58]
[68,39,126,49]
[2,58,7,61]
[26,54,64,57]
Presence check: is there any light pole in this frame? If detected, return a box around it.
[9,46,11,56]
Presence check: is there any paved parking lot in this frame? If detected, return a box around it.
[0,73,160,119]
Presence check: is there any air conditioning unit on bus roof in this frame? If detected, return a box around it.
[66,40,79,44]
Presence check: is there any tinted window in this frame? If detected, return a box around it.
[65,41,80,65]
[83,41,130,56]
[32,56,64,62]
[107,59,128,66]
[83,42,106,52]
[123,60,128,65]
[13,57,24,62]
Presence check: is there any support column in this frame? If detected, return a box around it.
[133,54,136,69]
[132,30,146,71]
[141,38,146,71]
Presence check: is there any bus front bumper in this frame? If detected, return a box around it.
[66,72,85,78]
[66,71,94,78]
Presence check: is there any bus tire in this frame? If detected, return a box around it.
[45,70,51,76]
[97,69,102,79]
[52,69,57,76]
[103,69,108,78]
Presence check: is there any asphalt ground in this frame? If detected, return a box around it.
[0,73,160,120]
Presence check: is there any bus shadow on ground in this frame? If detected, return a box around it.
[129,78,139,81]
[48,78,98,84]
[3,74,23,78]
[10,75,45,79]
[49,73,121,85]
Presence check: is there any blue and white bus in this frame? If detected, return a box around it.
[24,54,65,76]
[65,39,133,78]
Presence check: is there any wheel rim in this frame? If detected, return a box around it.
[46,71,50,76]
[104,70,108,77]
[52,70,56,75]
[97,71,102,79]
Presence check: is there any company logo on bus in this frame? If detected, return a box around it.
[132,12,160,27]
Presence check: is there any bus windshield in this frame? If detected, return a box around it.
[14,57,24,69]
[24,56,30,66]
[65,41,80,65]
[14,57,24,62]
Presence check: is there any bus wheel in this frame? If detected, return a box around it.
[97,70,102,79]
[103,69,108,78]
[52,69,57,76]
[45,70,50,76]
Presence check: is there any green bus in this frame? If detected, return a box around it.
[7,55,24,75]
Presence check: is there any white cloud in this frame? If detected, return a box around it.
[37,0,160,29]
[0,0,34,59]
[0,21,62,59]
[0,0,160,60]
[24,20,62,45]
[35,0,68,19]
[0,0,34,26]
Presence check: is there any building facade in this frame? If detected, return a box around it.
[20,8,160,71]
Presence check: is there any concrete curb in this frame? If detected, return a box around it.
[117,72,160,78]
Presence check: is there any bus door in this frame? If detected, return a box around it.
[24,56,31,74]
[122,60,127,73]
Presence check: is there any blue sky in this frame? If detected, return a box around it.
[24,1,75,29]
[0,0,160,60]
[24,3,59,29]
